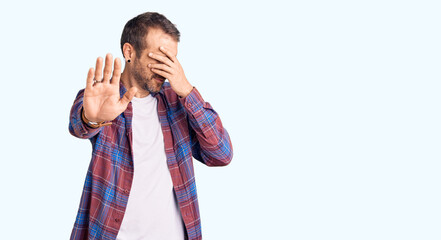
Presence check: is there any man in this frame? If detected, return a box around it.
[68,12,233,240]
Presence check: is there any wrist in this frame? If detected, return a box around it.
[179,85,193,98]
[81,108,112,128]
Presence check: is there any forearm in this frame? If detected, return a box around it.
[68,89,102,139]
[182,87,233,166]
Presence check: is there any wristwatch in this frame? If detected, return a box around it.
[81,108,112,128]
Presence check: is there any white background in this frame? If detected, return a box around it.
[0,0,440,239]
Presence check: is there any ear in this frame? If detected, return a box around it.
[123,43,135,61]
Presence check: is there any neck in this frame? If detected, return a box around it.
[121,70,150,98]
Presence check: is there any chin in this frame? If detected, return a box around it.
[143,82,163,94]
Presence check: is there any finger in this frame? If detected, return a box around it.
[86,67,95,89]
[151,68,171,80]
[111,57,122,85]
[159,46,177,62]
[102,53,113,83]
[94,57,103,81]
[119,87,138,109]
[148,52,174,66]
[148,63,173,74]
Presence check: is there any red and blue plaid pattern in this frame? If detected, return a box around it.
[68,82,233,240]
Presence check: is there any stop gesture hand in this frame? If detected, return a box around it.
[83,54,137,123]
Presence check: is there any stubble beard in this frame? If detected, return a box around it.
[132,68,164,94]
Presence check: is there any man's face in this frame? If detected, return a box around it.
[130,27,178,93]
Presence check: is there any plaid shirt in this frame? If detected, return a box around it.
[68,82,233,240]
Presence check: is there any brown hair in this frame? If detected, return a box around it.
[120,12,180,57]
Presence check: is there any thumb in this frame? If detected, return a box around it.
[119,87,138,108]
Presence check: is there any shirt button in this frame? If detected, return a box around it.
[115,218,120,223]
[124,189,129,194]
[202,123,207,128]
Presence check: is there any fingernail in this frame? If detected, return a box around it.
[160,46,164,50]
[148,64,151,67]
[149,53,153,57]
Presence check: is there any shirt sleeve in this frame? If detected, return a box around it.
[68,89,103,139]
[180,87,233,166]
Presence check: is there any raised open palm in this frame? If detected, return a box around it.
[83,54,137,122]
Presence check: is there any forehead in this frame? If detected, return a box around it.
[143,27,178,55]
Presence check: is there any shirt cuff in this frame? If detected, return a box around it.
[78,107,102,135]
[179,87,208,113]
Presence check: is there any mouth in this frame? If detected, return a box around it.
[153,76,166,83]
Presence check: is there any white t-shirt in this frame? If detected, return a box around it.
[116,95,186,240]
